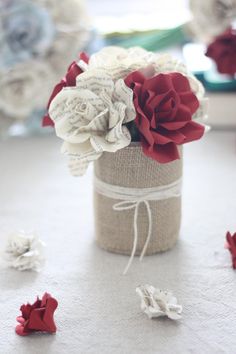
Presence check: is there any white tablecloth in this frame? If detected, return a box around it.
[0,131,236,354]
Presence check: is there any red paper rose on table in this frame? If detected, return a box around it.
[206,28,236,76]
[225,231,236,269]
[15,293,58,336]
[43,52,89,127]
[125,70,205,163]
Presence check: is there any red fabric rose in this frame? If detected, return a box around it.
[125,71,205,163]
[15,293,58,336]
[42,52,89,127]
[225,231,236,269]
[206,28,236,76]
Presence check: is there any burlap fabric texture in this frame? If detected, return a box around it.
[94,143,182,256]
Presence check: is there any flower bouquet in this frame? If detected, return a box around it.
[0,0,90,137]
[44,46,208,273]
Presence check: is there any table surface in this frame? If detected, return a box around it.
[0,131,236,354]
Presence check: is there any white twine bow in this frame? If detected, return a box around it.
[94,176,182,275]
[113,199,152,275]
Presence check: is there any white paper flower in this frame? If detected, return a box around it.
[49,68,136,175]
[0,61,54,119]
[88,46,157,80]
[189,0,236,42]
[4,231,45,271]
[136,285,182,320]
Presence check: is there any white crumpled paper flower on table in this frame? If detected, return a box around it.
[49,67,136,176]
[136,285,182,320]
[4,231,45,271]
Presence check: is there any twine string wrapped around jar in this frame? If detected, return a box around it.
[94,175,182,274]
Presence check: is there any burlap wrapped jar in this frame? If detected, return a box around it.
[94,143,182,256]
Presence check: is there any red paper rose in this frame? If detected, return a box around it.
[125,71,205,163]
[206,28,236,76]
[15,293,58,336]
[42,52,89,127]
[225,231,236,269]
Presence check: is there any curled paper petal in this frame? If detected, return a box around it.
[136,285,182,320]
[4,231,45,271]
[15,293,58,336]
[226,231,236,269]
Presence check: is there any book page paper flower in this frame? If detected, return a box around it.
[49,68,136,175]
[88,46,157,81]
[4,230,45,271]
[136,285,182,320]
[15,293,58,336]
[42,52,89,127]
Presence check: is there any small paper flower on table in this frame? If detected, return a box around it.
[206,28,236,77]
[225,231,236,269]
[136,285,182,320]
[4,231,45,271]
[15,293,58,336]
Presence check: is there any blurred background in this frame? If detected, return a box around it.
[0,0,235,137]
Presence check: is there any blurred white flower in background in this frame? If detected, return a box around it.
[188,0,236,42]
[0,61,53,119]
[0,0,55,67]
[4,231,45,271]
[0,0,91,136]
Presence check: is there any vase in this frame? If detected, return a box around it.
[94,143,182,256]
